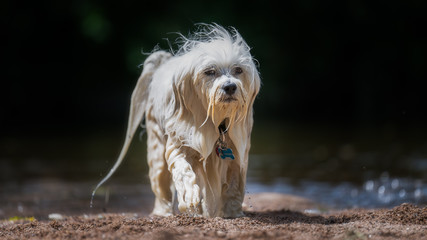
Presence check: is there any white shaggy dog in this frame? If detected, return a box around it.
[93,24,260,218]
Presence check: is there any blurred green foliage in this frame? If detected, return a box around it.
[2,0,426,134]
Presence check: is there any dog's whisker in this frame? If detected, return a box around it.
[200,102,212,128]
[226,117,233,133]
[210,97,216,126]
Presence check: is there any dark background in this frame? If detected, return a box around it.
[1,0,427,183]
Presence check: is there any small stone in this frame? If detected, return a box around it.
[48,213,64,220]
[216,230,226,237]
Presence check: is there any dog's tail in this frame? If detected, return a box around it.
[91,51,172,206]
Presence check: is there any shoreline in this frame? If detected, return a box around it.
[1,193,426,240]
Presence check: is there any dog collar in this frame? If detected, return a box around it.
[218,122,228,134]
[216,146,235,160]
[216,123,234,160]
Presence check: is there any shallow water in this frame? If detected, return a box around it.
[247,173,426,209]
[246,154,426,209]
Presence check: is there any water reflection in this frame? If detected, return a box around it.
[247,151,426,208]
[247,173,425,209]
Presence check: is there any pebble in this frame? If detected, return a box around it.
[48,213,64,220]
[216,230,226,237]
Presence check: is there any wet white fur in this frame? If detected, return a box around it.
[92,24,260,217]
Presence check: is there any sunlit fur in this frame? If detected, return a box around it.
[93,24,260,217]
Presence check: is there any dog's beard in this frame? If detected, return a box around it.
[201,82,247,132]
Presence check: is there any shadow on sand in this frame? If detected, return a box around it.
[244,210,352,225]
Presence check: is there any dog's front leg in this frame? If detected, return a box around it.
[222,162,245,218]
[166,144,201,215]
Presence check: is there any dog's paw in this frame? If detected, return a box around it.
[222,198,245,218]
[171,160,201,214]
[178,184,201,214]
[223,210,245,218]
[150,209,173,217]
[151,198,174,216]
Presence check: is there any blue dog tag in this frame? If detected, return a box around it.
[216,146,235,160]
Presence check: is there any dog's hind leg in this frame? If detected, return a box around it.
[146,118,174,216]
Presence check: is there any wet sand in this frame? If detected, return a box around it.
[1,193,426,240]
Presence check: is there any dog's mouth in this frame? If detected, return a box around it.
[220,96,237,103]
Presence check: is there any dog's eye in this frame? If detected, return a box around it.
[204,70,216,76]
[234,67,243,75]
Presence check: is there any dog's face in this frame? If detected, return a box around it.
[197,64,245,121]
[188,39,259,129]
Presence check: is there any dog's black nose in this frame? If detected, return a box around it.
[222,82,237,95]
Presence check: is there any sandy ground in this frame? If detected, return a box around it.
[1,192,426,240]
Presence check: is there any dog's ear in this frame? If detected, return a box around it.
[229,67,261,172]
[174,71,198,117]
[170,66,218,159]
[172,61,210,123]
[246,69,261,124]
